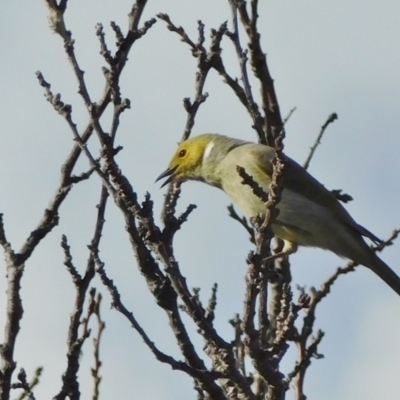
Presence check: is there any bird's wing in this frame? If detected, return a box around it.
[249,144,381,243]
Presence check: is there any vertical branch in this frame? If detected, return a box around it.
[227,1,265,140]
[91,294,105,400]
[181,20,210,141]
[235,0,284,144]
[0,216,24,400]
[55,183,109,400]
[234,122,287,398]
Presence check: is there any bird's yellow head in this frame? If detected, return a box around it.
[156,134,216,187]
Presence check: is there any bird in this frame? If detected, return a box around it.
[156,133,400,295]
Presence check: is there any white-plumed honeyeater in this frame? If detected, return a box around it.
[156,133,400,295]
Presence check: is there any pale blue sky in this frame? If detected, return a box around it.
[0,1,399,399]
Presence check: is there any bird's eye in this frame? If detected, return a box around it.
[179,149,187,158]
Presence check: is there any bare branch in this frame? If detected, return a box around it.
[158,14,231,141]
[205,283,218,323]
[235,0,284,145]
[180,21,228,141]
[14,367,43,400]
[54,287,100,400]
[70,163,97,184]
[11,368,36,400]
[61,235,82,284]
[93,252,225,391]
[235,127,288,399]
[287,330,324,399]
[227,1,264,140]
[45,0,71,41]
[91,293,105,400]
[282,107,297,126]
[157,13,197,48]
[95,24,113,66]
[227,205,255,244]
[303,113,338,170]
[55,183,109,400]
[115,2,157,75]
[110,21,124,46]
[0,215,24,400]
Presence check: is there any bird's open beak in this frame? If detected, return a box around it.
[155,165,178,188]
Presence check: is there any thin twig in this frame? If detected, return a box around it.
[91,293,105,400]
[303,113,338,170]
[14,367,43,400]
[282,107,297,126]
[227,205,255,244]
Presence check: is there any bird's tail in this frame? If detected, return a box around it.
[368,255,400,296]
